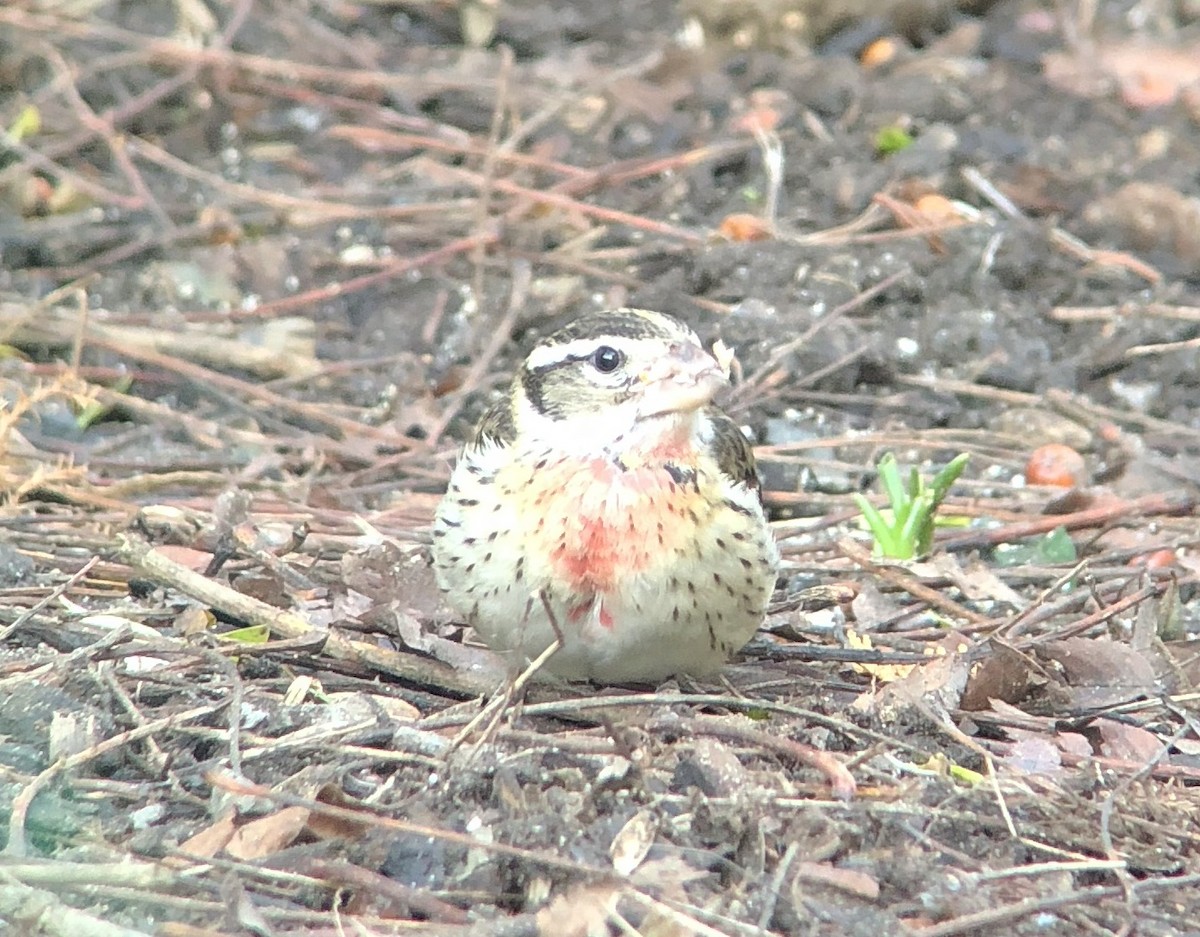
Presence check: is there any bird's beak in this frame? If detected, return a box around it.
[636,341,728,417]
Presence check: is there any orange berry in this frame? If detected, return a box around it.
[1132,549,1176,569]
[914,193,960,222]
[860,38,899,69]
[718,213,773,241]
[1025,443,1086,488]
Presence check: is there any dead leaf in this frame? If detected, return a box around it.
[1044,41,1200,107]
[226,806,310,860]
[305,785,371,841]
[1000,737,1062,776]
[874,650,972,713]
[1036,637,1158,710]
[961,642,1044,711]
[1082,182,1200,267]
[928,553,1027,609]
[1096,718,1164,764]
[535,884,618,937]
[792,860,881,900]
[610,809,657,877]
[172,809,238,862]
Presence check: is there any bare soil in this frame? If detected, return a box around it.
[1,1,1199,935]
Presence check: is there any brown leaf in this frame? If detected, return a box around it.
[1036,637,1158,709]
[1001,737,1062,776]
[226,806,310,860]
[535,884,618,937]
[172,809,238,862]
[1096,718,1164,764]
[792,860,881,899]
[305,784,373,841]
[961,642,1044,711]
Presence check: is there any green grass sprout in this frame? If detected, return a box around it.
[854,452,969,559]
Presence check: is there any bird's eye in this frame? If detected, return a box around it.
[590,345,624,373]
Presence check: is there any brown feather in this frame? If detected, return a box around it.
[704,407,761,494]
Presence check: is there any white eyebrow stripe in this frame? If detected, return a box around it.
[525,336,669,371]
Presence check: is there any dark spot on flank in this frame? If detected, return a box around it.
[488,531,499,542]
[458,498,479,507]
[664,463,696,486]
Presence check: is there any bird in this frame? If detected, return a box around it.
[431,308,779,683]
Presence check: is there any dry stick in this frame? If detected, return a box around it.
[113,535,496,698]
[673,716,856,801]
[205,230,498,322]
[5,703,219,859]
[80,331,404,444]
[756,841,801,931]
[290,858,468,925]
[1051,303,1200,323]
[471,44,513,307]
[0,874,155,937]
[914,873,1200,937]
[428,162,705,244]
[0,556,99,642]
[837,538,993,627]
[1017,583,1164,647]
[0,9,497,106]
[896,373,1200,441]
[962,165,1160,283]
[937,491,1196,554]
[0,0,253,192]
[426,265,529,447]
[42,43,172,230]
[206,773,609,879]
[729,269,910,413]
[125,135,392,220]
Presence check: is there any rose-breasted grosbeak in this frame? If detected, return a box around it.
[432,309,779,683]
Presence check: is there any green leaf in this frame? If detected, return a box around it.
[993,526,1078,568]
[1037,526,1077,564]
[929,453,970,504]
[221,624,270,644]
[7,104,41,142]
[878,454,906,509]
[875,124,914,155]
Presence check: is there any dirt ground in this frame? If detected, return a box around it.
[2,0,1200,934]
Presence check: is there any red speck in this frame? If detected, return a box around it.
[597,602,614,629]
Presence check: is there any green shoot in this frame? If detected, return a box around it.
[853,452,969,559]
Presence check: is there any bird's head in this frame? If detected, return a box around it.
[512,309,728,458]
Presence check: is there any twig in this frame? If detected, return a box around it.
[837,538,993,626]
[112,535,496,697]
